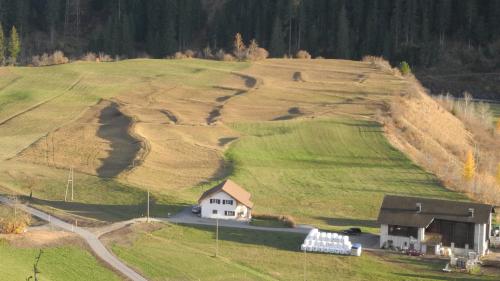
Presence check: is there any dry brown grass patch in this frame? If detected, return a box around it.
[383,74,500,205]
[1,230,82,248]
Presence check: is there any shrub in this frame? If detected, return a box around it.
[202,46,213,59]
[215,49,235,61]
[31,55,40,66]
[0,206,31,234]
[31,51,68,66]
[252,213,296,228]
[98,52,113,62]
[254,48,269,60]
[246,39,269,61]
[184,49,195,58]
[399,61,411,75]
[363,56,394,73]
[82,52,97,62]
[295,50,311,59]
[51,50,69,65]
[173,51,187,59]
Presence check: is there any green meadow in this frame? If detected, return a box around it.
[108,223,497,281]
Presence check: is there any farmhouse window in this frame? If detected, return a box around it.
[210,199,221,204]
[212,210,218,214]
[388,225,418,238]
[225,211,235,216]
[223,200,234,205]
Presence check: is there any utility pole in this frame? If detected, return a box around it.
[65,167,74,202]
[303,248,307,281]
[215,219,219,257]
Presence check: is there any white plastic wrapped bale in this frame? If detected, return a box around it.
[351,243,362,256]
[301,229,355,255]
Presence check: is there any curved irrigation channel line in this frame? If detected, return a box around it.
[0,196,148,281]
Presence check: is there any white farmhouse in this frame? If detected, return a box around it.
[377,195,495,256]
[198,180,253,221]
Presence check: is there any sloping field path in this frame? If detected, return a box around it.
[0,195,148,281]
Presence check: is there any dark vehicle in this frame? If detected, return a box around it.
[191,205,201,214]
[342,228,362,236]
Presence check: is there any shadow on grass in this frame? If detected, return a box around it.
[96,102,142,178]
[313,216,378,228]
[177,224,306,252]
[9,194,188,225]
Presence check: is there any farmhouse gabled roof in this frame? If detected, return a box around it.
[198,179,254,208]
[377,195,494,228]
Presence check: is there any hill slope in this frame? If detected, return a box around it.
[0,58,469,230]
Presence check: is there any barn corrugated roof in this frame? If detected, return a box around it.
[377,195,494,228]
[198,179,254,208]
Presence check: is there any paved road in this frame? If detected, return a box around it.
[168,206,381,250]
[0,196,148,281]
[168,206,313,234]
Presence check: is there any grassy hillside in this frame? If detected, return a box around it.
[106,223,497,281]
[225,118,464,231]
[0,58,471,229]
[0,59,247,224]
[0,58,492,281]
[0,240,120,281]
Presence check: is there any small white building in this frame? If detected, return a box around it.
[198,179,253,221]
[377,195,495,256]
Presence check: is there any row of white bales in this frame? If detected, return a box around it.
[301,228,362,256]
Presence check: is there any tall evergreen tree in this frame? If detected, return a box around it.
[336,5,349,59]
[437,0,451,46]
[0,23,4,65]
[269,16,285,57]
[46,0,61,47]
[8,25,20,64]
[121,14,135,57]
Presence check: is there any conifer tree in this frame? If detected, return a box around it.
[164,17,177,56]
[121,14,134,57]
[270,17,285,57]
[0,23,5,65]
[46,0,61,46]
[336,5,350,59]
[8,26,20,64]
[463,150,475,181]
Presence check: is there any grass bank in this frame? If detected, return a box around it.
[108,223,497,281]
[225,118,465,232]
[0,240,120,281]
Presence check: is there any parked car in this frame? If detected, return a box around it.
[191,205,201,214]
[342,228,362,235]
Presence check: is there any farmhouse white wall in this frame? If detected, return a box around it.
[200,191,251,220]
[474,223,488,256]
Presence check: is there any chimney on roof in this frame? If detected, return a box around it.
[416,203,422,213]
[468,208,474,218]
